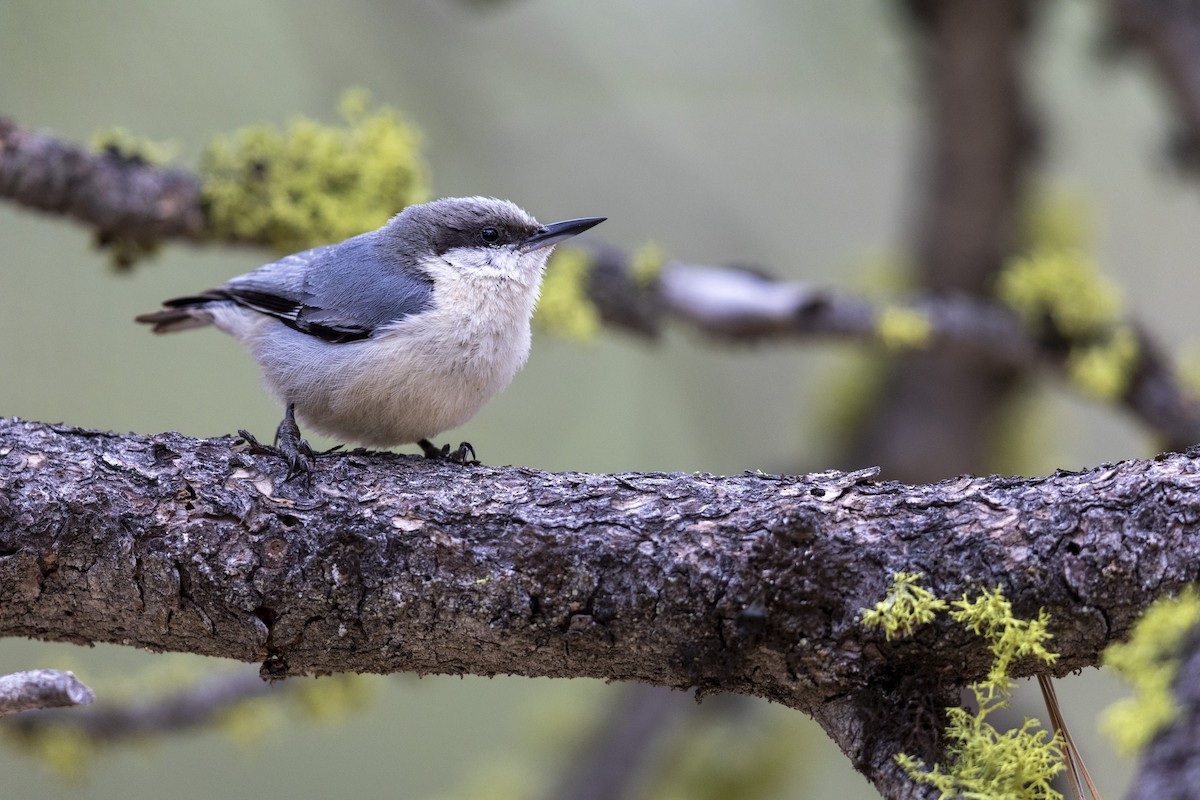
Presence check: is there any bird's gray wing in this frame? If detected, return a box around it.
[215,232,434,344]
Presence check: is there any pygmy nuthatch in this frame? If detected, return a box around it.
[137,197,605,473]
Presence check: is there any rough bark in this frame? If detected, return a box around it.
[3,416,1199,793]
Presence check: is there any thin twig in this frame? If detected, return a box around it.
[0,670,94,717]
[6,670,278,741]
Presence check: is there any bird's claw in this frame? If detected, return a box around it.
[418,438,479,465]
[235,402,317,481]
[237,428,315,481]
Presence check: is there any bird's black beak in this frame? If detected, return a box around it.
[521,216,606,252]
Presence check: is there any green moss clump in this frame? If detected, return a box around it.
[861,572,948,640]
[1102,586,1200,754]
[629,241,668,288]
[996,248,1121,340]
[91,126,178,166]
[90,127,181,267]
[876,306,934,351]
[996,248,1139,400]
[1065,325,1139,400]
[949,586,1059,701]
[895,709,1063,800]
[199,88,428,255]
[1018,187,1092,254]
[862,576,1065,799]
[534,246,602,341]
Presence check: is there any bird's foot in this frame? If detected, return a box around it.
[236,403,317,480]
[237,429,316,481]
[418,438,479,465]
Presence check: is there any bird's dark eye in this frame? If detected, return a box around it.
[480,227,501,245]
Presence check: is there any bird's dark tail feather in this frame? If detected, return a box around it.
[134,293,224,334]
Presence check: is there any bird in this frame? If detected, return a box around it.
[136,196,605,475]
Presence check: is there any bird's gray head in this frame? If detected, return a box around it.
[380,197,604,280]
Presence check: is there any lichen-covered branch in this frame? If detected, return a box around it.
[0,99,426,263]
[0,118,207,243]
[2,416,1200,793]
[4,116,1198,452]
[651,259,1200,451]
[655,262,1033,363]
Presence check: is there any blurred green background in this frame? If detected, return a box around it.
[3,1,1197,797]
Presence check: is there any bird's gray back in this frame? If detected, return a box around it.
[222,231,434,343]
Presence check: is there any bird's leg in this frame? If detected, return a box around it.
[417,438,478,465]
[274,403,317,477]
[237,403,315,479]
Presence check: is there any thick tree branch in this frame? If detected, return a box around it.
[2,416,1199,792]
[0,670,94,717]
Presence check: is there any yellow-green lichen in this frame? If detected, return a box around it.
[996,247,1139,399]
[1065,324,1139,400]
[863,576,1064,799]
[949,585,1059,700]
[20,726,91,784]
[1018,187,1093,254]
[534,246,601,341]
[199,88,428,255]
[91,126,178,165]
[895,709,1063,800]
[996,248,1122,340]
[861,572,948,640]
[1176,344,1200,400]
[89,127,181,267]
[1102,585,1200,754]
[876,306,934,351]
[215,692,285,748]
[629,241,668,288]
